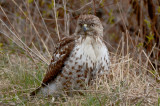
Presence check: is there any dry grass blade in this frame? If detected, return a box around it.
[34,0,55,46]
[0,19,48,65]
[53,0,60,41]
[32,42,50,65]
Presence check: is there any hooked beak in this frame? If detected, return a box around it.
[82,24,88,32]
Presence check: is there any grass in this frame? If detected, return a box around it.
[0,43,160,105]
[0,46,46,105]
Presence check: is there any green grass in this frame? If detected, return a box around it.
[0,45,47,105]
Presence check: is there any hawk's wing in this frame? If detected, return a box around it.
[42,36,76,86]
[30,36,76,96]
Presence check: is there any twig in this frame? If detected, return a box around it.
[68,1,93,13]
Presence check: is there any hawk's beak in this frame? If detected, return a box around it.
[82,24,88,32]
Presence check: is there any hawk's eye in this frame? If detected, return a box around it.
[90,23,95,27]
[79,23,83,27]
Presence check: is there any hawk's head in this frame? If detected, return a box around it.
[75,14,103,37]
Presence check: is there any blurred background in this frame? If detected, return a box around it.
[0,0,159,71]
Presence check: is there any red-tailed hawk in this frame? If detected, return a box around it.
[30,14,110,96]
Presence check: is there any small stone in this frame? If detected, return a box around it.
[51,97,55,103]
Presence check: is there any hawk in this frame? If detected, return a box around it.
[30,14,110,96]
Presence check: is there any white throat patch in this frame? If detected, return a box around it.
[79,36,106,63]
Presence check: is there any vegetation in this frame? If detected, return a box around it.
[0,0,160,105]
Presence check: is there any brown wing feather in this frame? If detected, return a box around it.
[42,36,75,86]
[30,36,75,96]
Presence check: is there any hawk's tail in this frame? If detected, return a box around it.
[30,87,41,96]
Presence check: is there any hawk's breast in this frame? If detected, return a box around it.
[72,36,109,72]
